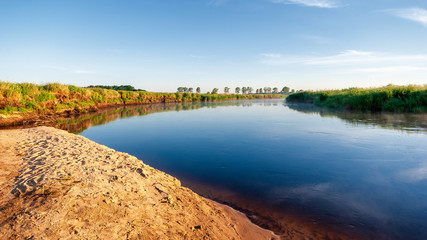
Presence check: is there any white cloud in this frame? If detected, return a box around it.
[271,0,340,8]
[260,53,282,58]
[356,66,427,73]
[259,50,427,71]
[74,70,94,74]
[306,50,375,65]
[386,8,427,28]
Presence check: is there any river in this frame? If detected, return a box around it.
[75,99,427,239]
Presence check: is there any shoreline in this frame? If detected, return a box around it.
[286,85,426,113]
[0,97,284,129]
[0,81,284,128]
[0,102,408,239]
[0,127,278,239]
[180,175,368,240]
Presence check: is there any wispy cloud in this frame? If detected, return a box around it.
[386,8,427,28]
[260,53,282,58]
[74,70,94,74]
[259,50,427,69]
[271,0,340,8]
[106,48,121,53]
[299,34,334,44]
[356,66,427,73]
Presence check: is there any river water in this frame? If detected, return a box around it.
[77,99,427,239]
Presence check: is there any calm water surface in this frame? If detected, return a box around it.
[79,99,427,239]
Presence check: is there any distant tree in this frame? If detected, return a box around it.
[282,86,290,94]
[177,87,183,93]
[189,87,193,93]
[224,87,230,94]
[242,87,247,94]
[183,87,188,93]
[291,89,295,93]
[212,88,219,94]
[235,87,240,94]
[248,87,253,94]
[196,87,201,93]
[259,88,263,94]
[88,85,145,91]
[264,87,272,94]
[256,89,259,94]
[273,87,278,94]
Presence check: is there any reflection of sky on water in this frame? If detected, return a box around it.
[81,99,427,239]
[399,166,427,183]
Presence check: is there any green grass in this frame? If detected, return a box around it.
[0,81,284,115]
[286,85,427,112]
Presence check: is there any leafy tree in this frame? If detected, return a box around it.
[177,87,183,93]
[256,89,259,94]
[189,87,193,93]
[196,87,201,93]
[242,87,247,94]
[88,85,144,91]
[248,87,253,94]
[212,88,219,94]
[282,86,290,94]
[273,87,278,94]
[224,87,230,93]
[235,87,240,94]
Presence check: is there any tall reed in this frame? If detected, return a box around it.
[286,85,427,112]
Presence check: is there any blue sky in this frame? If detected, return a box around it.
[1,0,427,92]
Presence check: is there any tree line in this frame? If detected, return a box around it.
[87,85,146,91]
[177,86,294,94]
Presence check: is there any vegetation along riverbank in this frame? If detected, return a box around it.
[0,81,283,127]
[286,84,427,112]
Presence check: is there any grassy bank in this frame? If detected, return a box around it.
[286,85,427,112]
[0,82,283,115]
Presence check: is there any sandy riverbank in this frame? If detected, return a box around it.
[0,126,278,239]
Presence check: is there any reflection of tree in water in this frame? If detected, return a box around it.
[285,102,427,133]
[55,100,267,133]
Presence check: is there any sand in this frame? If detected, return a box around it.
[0,126,278,240]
